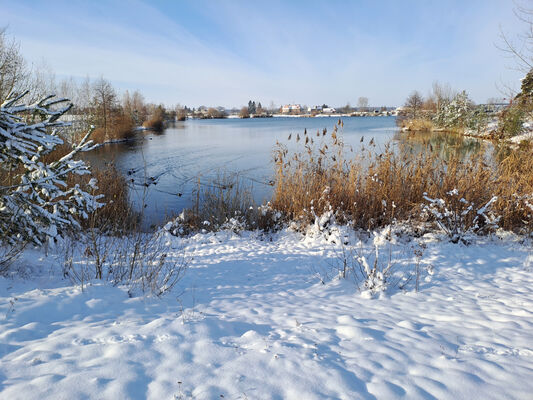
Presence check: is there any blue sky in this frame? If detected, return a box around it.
[0,0,527,107]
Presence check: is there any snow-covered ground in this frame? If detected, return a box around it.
[1,229,533,399]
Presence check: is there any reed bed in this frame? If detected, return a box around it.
[270,120,533,234]
[398,117,435,132]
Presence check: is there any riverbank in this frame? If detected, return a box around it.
[401,117,533,146]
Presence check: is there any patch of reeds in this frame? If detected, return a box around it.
[398,117,435,132]
[168,174,280,235]
[271,120,533,234]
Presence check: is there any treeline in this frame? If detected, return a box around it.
[55,78,174,141]
[0,29,175,143]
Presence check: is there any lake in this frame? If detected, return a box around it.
[87,116,485,228]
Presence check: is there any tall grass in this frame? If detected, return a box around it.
[398,117,435,132]
[71,164,138,233]
[168,173,280,235]
[271,120,533,234]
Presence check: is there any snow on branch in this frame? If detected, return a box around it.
[0,91,103,246]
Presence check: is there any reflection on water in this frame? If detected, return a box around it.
[395,130,485,161]
[84,117,490,227]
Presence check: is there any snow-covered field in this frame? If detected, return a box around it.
[1,229,533,399]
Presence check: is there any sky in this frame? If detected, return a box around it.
[0,0,528,107]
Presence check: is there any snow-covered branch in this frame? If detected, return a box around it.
[0,91,103,246]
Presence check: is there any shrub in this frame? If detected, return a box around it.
[333,229,426,295]
[498,104,525,138]
[110,113,135,140]
[423,190,499,243]
[143,107,165,131]
[62,230,187,296]
[177,109,187,121]
[74,164,138,233]
[239,107,250,119]
[0,91,101,249]
[434,90,473,130]
[466,105,490,134]
[206,108,226,119]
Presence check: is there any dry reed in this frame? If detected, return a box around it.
[271,120,533,234]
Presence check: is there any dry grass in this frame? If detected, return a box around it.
[271,121,533,234]
[70,164,138,233]
[178,175,256,232]
[398,118,435,132]
[170,174,280,235]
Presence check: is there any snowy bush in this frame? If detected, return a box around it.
[332,228,424,296]
[498,104,526,138]
[423,190,499,243]
[434,91,475,129]
[0,91,102,250]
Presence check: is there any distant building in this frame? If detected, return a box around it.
[281,104,302,114]
[322,107,336,114]
[307,105,323,113]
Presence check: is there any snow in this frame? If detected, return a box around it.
[509,130,533,144]
[1,229,533,399]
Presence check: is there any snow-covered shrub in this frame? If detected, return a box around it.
[498,104,526,138]
[434,90,474,130]
[423,190,499,243]
[0,244,24,275]
[257,202,283,232]
[355,240,392,294]
[466,105,490,134]
[351,229,406,295]
[0,91,102,251]
[332,228,422,296]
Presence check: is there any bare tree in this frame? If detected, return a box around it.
[92,77,117,139]
[431,81,455,108]
[498,3,533,72]
[357,96,369,111]
[239,106,250,118]
[405,91,424,117]
[0,29,27,103]
[131,90,146,123]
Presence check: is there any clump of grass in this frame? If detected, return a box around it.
[399,118,435,132]
[166,174,280,235]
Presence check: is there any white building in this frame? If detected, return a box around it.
[281,104,302,114]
